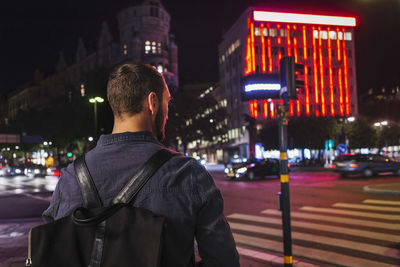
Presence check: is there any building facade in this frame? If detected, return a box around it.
[5,0,178,121]
[218,8,357,159]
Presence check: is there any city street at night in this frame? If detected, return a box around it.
[1,168,399,266]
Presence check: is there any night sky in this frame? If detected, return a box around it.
[1,0,399,96]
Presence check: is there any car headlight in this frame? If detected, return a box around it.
[34,169,40,174]
[236,167,247,174]
[224,168,229,174]
[15,169,21,174]
[200,159,206,165]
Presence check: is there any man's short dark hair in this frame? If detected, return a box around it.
[107,62,165,117]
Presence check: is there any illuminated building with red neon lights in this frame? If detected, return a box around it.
[217,8,357,158]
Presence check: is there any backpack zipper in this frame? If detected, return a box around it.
[25,228,32,266]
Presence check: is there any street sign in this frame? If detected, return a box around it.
[337,144,348,154]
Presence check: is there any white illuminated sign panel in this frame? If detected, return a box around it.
[244,83,281,92]
[253,11,356,27]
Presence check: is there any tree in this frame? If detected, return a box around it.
[347,118,378,149]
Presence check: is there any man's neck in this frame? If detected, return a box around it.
[112,113,152,134]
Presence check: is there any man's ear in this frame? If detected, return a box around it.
[147,92,159,115]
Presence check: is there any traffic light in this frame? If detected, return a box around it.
[280,56,304,99]
[67,152,73,158]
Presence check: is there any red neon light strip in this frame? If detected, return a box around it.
[312,27,319,117]
[278,51,282,63]
[253,11,357,27]
[303,26,308,60]
[296,100,301,116]
[343,29,350,116]
[289,100,294,116]
[318,28,326,117]
[338,68,344,116]
[336,27,341,61]
[250,23,256,73]
[270,101,275,118]
[293,36,298,63]
[277,24,281,45]
[267,38,272,73]
[304,66,310,116]
[260,24,266,73]
[263,100,268,118]
[254,101,258,118]
[286,25,291,57]
[245,36,252,75]
[328,27,335,116]
[249,101,254,117]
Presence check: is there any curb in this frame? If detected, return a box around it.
[363,185,400,195]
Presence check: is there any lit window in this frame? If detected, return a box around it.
[123,44,128,55]
[338,32,343,40]
[313,30,319,39]
[329,31,337,40]
[263,28,268,36]
[157,42,162,54]
[320,31,328,39]
[157,64,163,73]
[269,28,277,37]
[279,29,286,37]
[80,84,85,97]
[152,41,157,54]
[344,32,352,41]
[145,41,151,54]
[255,27,261,36]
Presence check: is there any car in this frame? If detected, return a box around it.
[225,158,281,180]
[23,163,47,178]
[331,153,400,177]
[3,164,25,177]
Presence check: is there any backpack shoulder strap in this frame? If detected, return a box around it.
[113,149,179,204]
[74,156,103,208]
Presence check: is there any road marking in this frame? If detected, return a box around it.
[363,199,400,206]
[261,209,400,230]
[229,221,400,259]
[227,213,400,242]
[233,233,398,267]
[300,206,400,220]
[333,203,400,212]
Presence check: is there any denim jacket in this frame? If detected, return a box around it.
[43,131,239,267]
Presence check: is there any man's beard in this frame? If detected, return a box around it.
[154,107,165,142]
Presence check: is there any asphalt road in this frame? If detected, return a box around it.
[211,167,400,266]
[0,169,399,266]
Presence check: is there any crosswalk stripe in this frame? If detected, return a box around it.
[261,209,400,230]
[229,222,400,259]
[333,203,400,212]
[227,213,400,242]
[300,206,400,220]
[363,199,400,206]
[233,233,399,267]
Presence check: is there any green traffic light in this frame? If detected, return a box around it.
[67,152,73,157]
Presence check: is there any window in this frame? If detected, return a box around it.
[255,27,261,36]
[320,31,328,40]
[263,27,268,36]
[338,32,343,40]
[123,44,127,55]
[344,32,352,41]
[329,31,337,40]
[145,41,151,54]
[157,42,162,54]
[269,28,277,37]
[152,41,156,54]
[279,29,286,37]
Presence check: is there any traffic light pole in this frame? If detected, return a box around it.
[278,56,296,267]
[277,99,293,267]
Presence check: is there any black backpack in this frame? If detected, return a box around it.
[26,149,178,267]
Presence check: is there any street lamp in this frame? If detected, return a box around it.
[89,97,104,136]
